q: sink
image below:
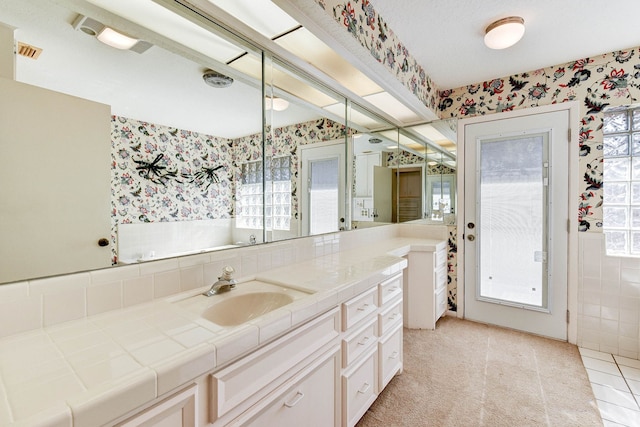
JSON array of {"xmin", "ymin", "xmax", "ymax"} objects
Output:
[
  {"xmin": 174, "ymin": 280, "xmax": 311, "ymax": 327},
  {"xmin": 201, "ymin": 292, "xmax": 295, "ymax": 326}
]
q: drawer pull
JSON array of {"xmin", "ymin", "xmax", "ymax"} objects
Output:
[
  {"xmin": 389, "ymin": 351, "xmax": 399, "ymax": 360},
  {"xmin": 357, "ymin": 382, "xmax": 371, "ymax": 394},
  {"xmin": 388, "ymin": 312, "xmax": 400, "ymax": 321},
  {"xmin": 357, "ymin": 303, "xmax": 370, "ymax": 312},
  {"xmin": 357, "ymin": 336, "xmax": 371, "ymax": 346},
  {"xmin": 284, "ymin": 391, "xmax": 305, "ymax": 408},
  {"xmin": 387, "ymin": 287, "xmax": 398, "ymax": 293}
]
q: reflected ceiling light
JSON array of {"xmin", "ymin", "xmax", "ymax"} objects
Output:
[
  {"xmin": 265, "ymin": 97, "xmax": 289, "ymax": 111},
  {"xmin": 97, "ymin": 27, "xmax": 139, "ymax": 50},
  {"xmin": 202, "ymin": 70, "xmax": 234, "ymax": 88},
  {"xmin": 484, "ymin": 16, "xmax": 525, "ymax": 50}
]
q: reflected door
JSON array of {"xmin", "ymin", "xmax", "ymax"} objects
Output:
[
  {"xmin": 463, "ymin": 110, "xmax": 569, "ymax": 340},
  {"xmin": 300, "ymin": 142, "xmax": 345, "ymax": 235}
]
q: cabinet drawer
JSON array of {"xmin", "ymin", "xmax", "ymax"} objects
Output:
[
  {"xmin": 342, "ymin": 317, "xmax": 377, "ymax": 368},
  {"xmin": 435, "ymin": 286, "xmax": 447, "ymax": 319},
  {"xmin": 231, "ymin": 347, "xmax": 339, "ymax": 427},
  {"xmin": 342, "ymin": 287, "xmax": 377, "ymax": 331},
  {"xmin": 435, "ymin": 265, "xmax": 447, "ymax": 291},
  {"xmin": 342, "ymin": 346, "xmax": 377, "ymax": 427},
  {"xmin": 378, "ymin": 298, "xmax": 402, "ymax": 337},
  {"xmin": 210, "ymin": 308, "xmax": 340, "ymax": 421},
  {"xmin": 378, "ymin": 274, "xmax": 402, "ymax": 307},
  {"xmin": 435, "ymin": 247, "xmax": 447, "ymax": 268},
  {"xmin": 378, "ymin": 325, "xmax": 402, "ymax": 392}
]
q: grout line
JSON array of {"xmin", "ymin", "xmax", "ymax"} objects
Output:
[{"xmin": 611, "ymin": 356, "xmax": 640, "ymax": 410}]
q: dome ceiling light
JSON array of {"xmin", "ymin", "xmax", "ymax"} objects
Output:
[
  {"xmin": 484, "ymin": 16, "xmax": 525, "ymax": 50},
  {"xmin": 265, "ymin": 97, "xmax": 289, "ymax": 111}
]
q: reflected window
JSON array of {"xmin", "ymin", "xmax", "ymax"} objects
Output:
[{"xmin": 237, "ymin": 156, "xmax": 291, "ymax": 230}]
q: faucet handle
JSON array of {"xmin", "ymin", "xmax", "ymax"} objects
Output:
[{"xmin": 220, "ymin": 266, "xmax": 235, "ymax": 280}]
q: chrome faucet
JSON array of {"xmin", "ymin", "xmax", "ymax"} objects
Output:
[{"xmin": 202, "ymin": 266, "xmax": 237, "ymax": 297}]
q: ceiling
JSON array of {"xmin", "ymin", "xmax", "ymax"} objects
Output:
[
  {"xmin": 11, "ymin": 0, "xmax": 626, "ymax": 154},
  {"xmin": 369, "ymin": 0, "xmax": 640, "ymax": 90}
]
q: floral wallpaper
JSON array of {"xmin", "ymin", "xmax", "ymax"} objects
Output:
[
  {"xmin": 110, "ymin": 115, "xmax": 347, "ymax": 262},
  {"xmin": 111, "ymin": 116, "xmax": 235, "ymax": 261},
  {"xmin": 312, "ymin": 0, "xmax": 438, "ymax": 112},
  {"xmin": 439, "ymin": 49, "xmax": 640, "ymax": 233}
]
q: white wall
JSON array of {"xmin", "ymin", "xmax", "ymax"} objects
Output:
[{"xmin": 579, "ymin": 233, "xmax": 640, "ymax": 359}]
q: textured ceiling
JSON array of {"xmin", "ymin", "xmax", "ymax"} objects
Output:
[{"xmin": 369, "ymin": 0, "xmax": 640, "ymax": 90}]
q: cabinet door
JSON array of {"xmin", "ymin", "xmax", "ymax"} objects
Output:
[
  {"xmin": 342, "ymin": 346, "xmax": 377, "ymax": 427},
  {"xmin": 117, "ymin": 384, "xmax": 197, "ymax": 427},
  {"xmin": 235, "ymin": 349, "xmax": 339, "ymax": 427}
]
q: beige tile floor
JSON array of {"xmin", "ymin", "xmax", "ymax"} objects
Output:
[{"xmin": 579, "ymin": 348, "xmax": 640, "ymax": 426}]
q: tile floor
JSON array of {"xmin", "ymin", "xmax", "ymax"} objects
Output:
[{"xmin": 579, "ymin": 348, "xmax": 640, "ymax": 426}]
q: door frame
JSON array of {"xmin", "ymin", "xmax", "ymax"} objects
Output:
[
  {"xmin": 456, "ymin": 102, "xmax": 580, "ymax": 343},
  {"xmin": 299, "ymin": 140, "xmax": 346, "ymax": 236}
]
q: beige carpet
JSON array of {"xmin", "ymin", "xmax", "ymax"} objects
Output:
[{"xmin": 357, "ymin": 316, "xmax": 603, "ymax": 427}]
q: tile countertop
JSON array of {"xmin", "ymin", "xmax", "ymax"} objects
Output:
[{"xmin": 0, "ymin": 238, "xmax": 446, "ymax": 427}]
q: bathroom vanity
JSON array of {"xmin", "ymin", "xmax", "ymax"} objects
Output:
[{"xmin": 0, "ymin": 231, "xmax": 448, "ymax": 427}]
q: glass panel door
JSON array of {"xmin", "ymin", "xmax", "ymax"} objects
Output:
[
  {"xmin": 478, "ymin": 135, "xmax": 548, "ymax": 308},
  {"xmin": 463, "ymin": 108, "xmax": 570, "ymax": 340}
]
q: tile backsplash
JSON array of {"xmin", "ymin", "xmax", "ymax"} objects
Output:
[{"xmin": 0, "ymin": 224, "xmax": 402, "ymax": 339}]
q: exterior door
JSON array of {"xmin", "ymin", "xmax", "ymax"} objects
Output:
[{"xmin": 463, "ymin": 109, "xmax": 569, "ymax": 340}]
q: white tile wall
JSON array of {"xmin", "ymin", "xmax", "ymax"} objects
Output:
[
  {"xmin": 579, "ymin": 233, "xmax": 640, "ymax": 359},
  {"xmin": 0, "ymin": 225, "xmax": 410, "ymax": 339}
]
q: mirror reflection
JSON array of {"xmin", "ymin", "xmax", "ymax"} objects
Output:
[{"xmin": 0, "ymin": 0, "xmax": 457, "ymax": 285}]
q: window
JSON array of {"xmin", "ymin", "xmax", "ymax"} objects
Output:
[
  {"xmin": 603, "ymin": 107, "xmax": 640, "ymax": 255},
  {"xmin": 236, "ymin": 156, "xmax": 291, "ymax": 230}
]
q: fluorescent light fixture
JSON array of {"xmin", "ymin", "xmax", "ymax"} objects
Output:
[
  {"xmin": 484, "ymin": 16, "xmax": 525, "ymax": 50},
  {"xmin": 97, "ymin": 27, "xmax": 138, "ymax": 50},
  {"xmin": 362, "ymin": 91, "xmax": 422, "ymax": 124},
  {"xmin": 265, "ymin": 97, "xmax": 289, "ymax": 111}
]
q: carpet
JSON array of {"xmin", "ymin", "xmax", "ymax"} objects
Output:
[{"xmin": 356, "ymin": 316, "xmax": 603, "ymax": 426}]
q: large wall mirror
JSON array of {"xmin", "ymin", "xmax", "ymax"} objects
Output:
[{"xmin": 0, "ymin": 0, "xmax": 456, "ymax": 285}]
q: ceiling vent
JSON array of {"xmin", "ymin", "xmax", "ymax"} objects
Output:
[
  {"xmin": 202, "ymin": 70, "xmax": 234, "ymax": 88},
  {"xmin": 17, "ymin": 42, "xmax": 43, "ymax": 60}
]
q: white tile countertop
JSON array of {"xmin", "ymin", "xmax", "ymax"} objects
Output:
[{"xmin": 0, "ymin": 237, "xmax": 446, "ymax": 427}]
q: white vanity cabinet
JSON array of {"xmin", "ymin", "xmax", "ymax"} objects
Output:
[
  {"xmin": 116, "ymin": 384, "xmax": 198, "ymax": 427},
  {"xmin": 210, "ymin": 308, "xmax": 340, "ymax": 426},
  {"xmin": 107, "ymin": 272, "xmax": 404, "ymax": 427},
  {"xmin": 403, "ymin": 242, "xmax": 448, "ymax": 329},
  {"xmin": 377, "ymin": 275, "xmax": 403, "ymax": 392},
  {"xmin": 230, "ymin": 346, "xmax": 340, "ymax": 427},
  {"xmin": 340, "ymin": 273, "xmax": 404, "ymax": 427}
]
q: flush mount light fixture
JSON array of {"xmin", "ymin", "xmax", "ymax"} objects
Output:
[
  {"xmin": 265, "ymin": 97, "xmax": 289, "ymax": 111},
  {"xmin": 202, "ymin": 70, "xmax": 234, "ymax": 88},
  {"xmin": 484, "ymin": 16, "xmax": 525, "ymax": 50},
  {"xmin": 72, "ymin": 15, "xmax": 152, "ymax": 53},
  {"xmin": 97, "ymin": 27, "xmax": 139, "ymax": 50}
]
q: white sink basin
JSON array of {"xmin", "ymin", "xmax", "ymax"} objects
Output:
[{"xmin": 175, "ymin": 280, "xmax": 311, "ymax": 327}]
